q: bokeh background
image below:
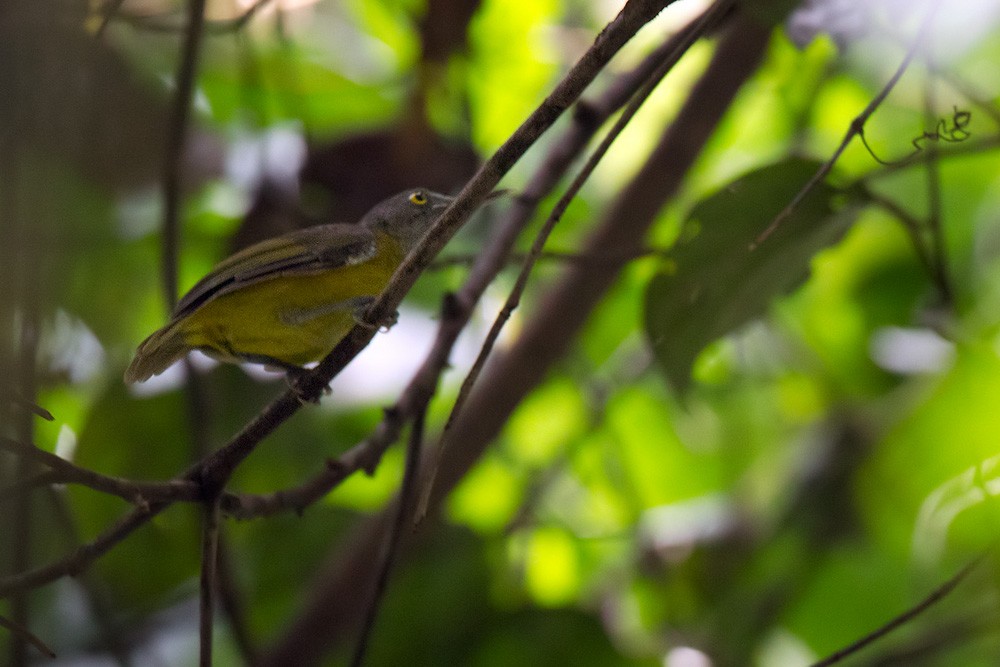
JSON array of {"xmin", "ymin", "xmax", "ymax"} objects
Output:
[{"xmin": 4, "ymin": 0, "xmax": 1000, "ymax": 664}]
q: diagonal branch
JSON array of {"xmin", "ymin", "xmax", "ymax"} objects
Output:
[
  {"xmin": 258, "ymin": 14, "xmax": 772, "ymax": 665},
  {"xmin": 195, "ymin": 0, "xmax": 680, "ymax": 496},
  {"xmin": 0, "ymin": 614, "xmax": 55, "ymax": 659},
  {"xmin": 423, "ymin": 0, "xmax": 736, "ymax": 512},
  {"xmin": 219, "ymin": 1, "xmax": 719, "ymax": 523},
  {"xmin": 810, "ymin": 553, "xmax": 986, "ymax": 667},
  {"xmin": 753, "ymin": 0, "xmax": 944, "ymax": 248},
  {"xmin": 0, "ymin": 0, "xmax": 676, "ymax": 601},
  {"xmin": 348, "ymin": 408, "xmax": 428, "ymax": 667}
]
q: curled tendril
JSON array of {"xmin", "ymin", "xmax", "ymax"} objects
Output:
[
  {"xmin": 912, "ymin": 105, "xmax": 971, "ymax": 149},
  {"xmin": 860, "ymin": 106, "xmax": 972, "ymax": 166}
]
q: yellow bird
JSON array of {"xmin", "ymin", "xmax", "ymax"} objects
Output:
[{"xmin": 125, "ymin": 189, "xmax": 453, "ymax": 384}]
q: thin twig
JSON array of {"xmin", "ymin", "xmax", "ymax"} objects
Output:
[
  {"xmin": 886, "ymin": 25, "xmax": 1000, "ymax": 127},
  {"xmin": 431, "ymin": 246, "xmax": 670, "ymax": 270},
  {"xmin": 0, "ymin": 395, "xmax": 53, "ymax": 421},
  {"xmin": 810, "ymin": 553, "xmax": 986, "ymax": 667},
  {"xmin": 753, "ymin": 0, "xmax": 944, "ymax": 248},
  {"xmin": 220, "ymin": 405, "xmax": 408, "ymax": 519},
  {"xmin": 420, "ymin": 0, "xmax": 735, "ymax": 520},
  {"xmin": 0, "ymin": 499, "xmax": 169, "ymax": 598},
  {"xmin": 864, "ymin": 191, "xmax": 935, "ymax": 276},
  {"xmin": 0, "ymin": 437, "xmax": 201, "ymax": 504},
  {"xmin": 199, "ymin": 499, "xmax": 221, "ymax": 667},
  {"xmin": 161, "ymin": 0, "xmax": 208, "ymax": 309},
  {"xmin": 922, "ymin": 72, "xmax": 953, "ymax": 306},
  {"xmin": 0, "ymin": 614, "xmax": 55, "ymax": 659},
  {"xmin": 0, "ymin": 0, "xmax": 673, "ymax": 602},
  {"xmin": 349, "ymin": 409, "xmax": 427, "ymax": 667},
  {"xmin": 459, "ymin": 0, "xmax": 731, "ymax": 421},
  {"xmin": 109, "ymin": 0, "xmax": 275, "ymax": 35}
]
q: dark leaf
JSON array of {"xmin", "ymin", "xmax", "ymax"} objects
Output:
[{"xmin": 644, "ymin": 158, "xmax": 863, "ymax": 393}]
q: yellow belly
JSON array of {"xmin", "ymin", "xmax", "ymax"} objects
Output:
[{"xmin": 179, "ymin": 234, "xmax": 403, "ymax": 367}]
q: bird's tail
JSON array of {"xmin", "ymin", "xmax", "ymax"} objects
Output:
[{"xmin": 124, "ymin": 321, "xmax": 189, "ymax": 384}]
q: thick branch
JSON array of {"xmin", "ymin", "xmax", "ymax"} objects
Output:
[
  {"xmin": 0, "ymin": 0, "xmax": 674, "ymax": 600},
  {"xmin": 221, "ymin": 0, "xmax": 718, "ymax": 523},
  {"xmin": 259, "ymin": 14, "xmax": 771, "ymax": 666}
]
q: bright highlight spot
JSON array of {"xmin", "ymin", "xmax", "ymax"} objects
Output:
[
  {"xmin": 664, "ymin": 646, "xmax": 713, "ymax": 667},
  {"xmin": 870, "ymin": 326, "xmax": 954, "ymax": 375},
  {"xmin": 524, "ymin": 526, "xmax": 580, "ymax": 606}
]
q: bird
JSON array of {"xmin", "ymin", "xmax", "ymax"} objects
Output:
[{"xmin": 124, "ymin": 188, "xmax": 453, "ymax": 384}]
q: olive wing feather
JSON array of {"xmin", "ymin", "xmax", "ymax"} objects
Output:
[{"xmin": 174, "ymin": 223, "xmax": 376, "ymax": 318}]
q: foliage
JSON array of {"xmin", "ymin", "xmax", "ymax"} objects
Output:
[{"xmin": 3, "ymin": 0, "xmax": 1000, "ymax": 665}]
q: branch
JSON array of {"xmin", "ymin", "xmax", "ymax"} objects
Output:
[
  {"xmin": 921, "ymin": 73, "xmax": 954, "ymax": 305},
  {"xmin": 161, "ymin": 0, "xmax": 207, "ymax": 309},
  {"xmin": 349, "ymin": 409, "xmax": 428, "ymax": 667},
  {"xmin": 221, "ymin": 0, "xmax": 716, "ymax": 524},
  {"xmin": 0, "ymin": 498, "xmax": 169, "ymax": 597},
  {"xmin": 753, "ymin": 0, "xmax": 944, "ymax": 248},
  {"xmin": 0, "ymin": 614, "xmax": 55, "ymax": 659},
  {"xmin": 810, "ymin": 554, "xmax": 986, "ymax": 667},
  {"xmin": 0, "ymin": 394, "xmax": 53, "ymax": 421},
  {"xmin": 0, "ymin": 0, "xmax": 676, "ymax": 601},
  {"xmin": 199, "ymin": 500, "xmax": 221, "ymax": 667},
  {"xmin": 0, "ymin": 437, "xmax": 201, "ymax": 504},
  {"xmin": 259, "ymin": 14, "xmax": 772, "ymax": 665},
  {"xmin": 423, "ymin": 0, "xmax": 736, "ymax": 513}
]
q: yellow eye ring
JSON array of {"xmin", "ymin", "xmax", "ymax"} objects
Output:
[{"xmin": 409, "ymin": 191, "xmax": 428, "ymax": 205}]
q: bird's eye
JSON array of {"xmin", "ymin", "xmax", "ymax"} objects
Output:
[{"xmin": 409, "ymin": 191, "xmax": 428, "ymax": 205}]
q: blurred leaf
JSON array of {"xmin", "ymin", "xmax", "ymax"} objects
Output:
[
  {"xmin": 860, "ymin": 341, "xmax": 1000, "ymax": 560},
  {"xmin": 358, "ymin": 527, "xmax": 649, "ymax": 667},
  {"xmin": 644, "ymin": 158, "xmax": 862, "ymax": 393},
  {"xmin": 523, "ymin": 525, "xmax": 581, "ymax": 606},
  {"xmin": 606, "ymin": 388, "xmax": 722, "ymax": 508},
  {"xmin": 199, "ymin": 45, "xmax": 399, "ymax": 132},
  {"xmin": 449, "ymin": 455, "xmax": 525, "ymax": 533},
  {"xmin": 71, "ymin": 383, "xmax": 199, "ymax": 609},
  {"xmin": 783, "ymin": 544, "xmax": 910, "ymax": 656}
]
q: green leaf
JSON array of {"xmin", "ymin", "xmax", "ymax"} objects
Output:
[
  {"xmin": 644, "ymin": 158, "xmax": 862, "ymax": 393},
  {"xmin": 67, "ymin": 382, "xmax": 201, "ymax": 610}
]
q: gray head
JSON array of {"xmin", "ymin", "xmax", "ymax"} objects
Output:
[{"xmin": 360, "ymin": 188, "xmax": 454, "ymax": 251}]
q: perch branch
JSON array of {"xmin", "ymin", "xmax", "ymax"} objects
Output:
[
  {"xmin": 221, "ymin": 0, "xmax": 713, "ymax": 523},
  {"xmin": 0, "ymin": 0, "xmax": 675, "ymax": 600},
  {"xmin": 258, "ymin": 15, "xmax": 771, "ymax": 665}
]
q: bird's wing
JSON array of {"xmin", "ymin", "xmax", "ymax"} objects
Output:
[{"xmin": 174, "ymin": 223, "xmax": 376, "ymax": 318}]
